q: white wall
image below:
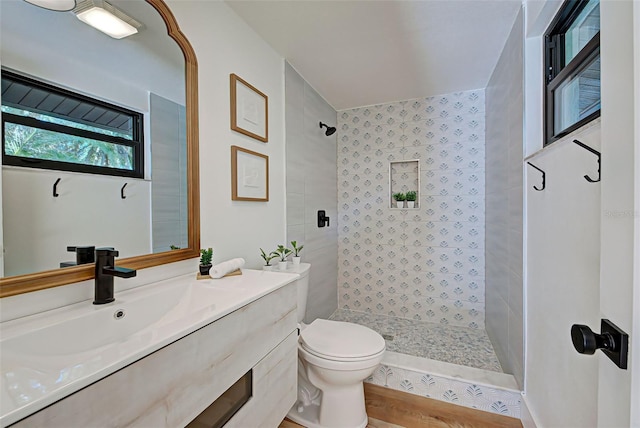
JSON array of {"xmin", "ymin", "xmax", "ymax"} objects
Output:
[
  {"xmin": 485, "ymin": 8, "xmax": 524, "ymax": 388},
  {"xmin": 285, "ymin": 63, "xmax": 338, "ymax": 322},
  {"xmin": 597, "ymin": 1, "xmax": 636, "ymax": 425},
  {"xmin": 167, "ymin": 0, "xmax": 286, "ymax": 269},
  {"xmin": 522, "ymin": 0, "xmax": 638, "ymax": 425},
  {"xmin": 525, "ymin": 123, "xmax": 601, "ymax": 428}
]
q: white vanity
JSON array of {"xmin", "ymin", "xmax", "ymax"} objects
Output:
[{"xmin": 0, "ymin": 270, "xmax": 299, "ymax": 427}]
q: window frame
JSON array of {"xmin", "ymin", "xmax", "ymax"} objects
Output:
[
  {"xmin": 1, "ymin": 70, "xmax": 144, "ymax": 178},
  {"xmin": 544, "ymin": 0, "xmax": 601, "ymax": 145}
]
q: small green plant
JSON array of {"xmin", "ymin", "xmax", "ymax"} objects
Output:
[
  {"xmin": 291, "ymin": 241, "xmax": 304, "ymax": 257},
  {"xmin": 170, "ymin": 245, "xmax": 180, "ymax": 250},
  {"xmin": 199, "ymin": 248, "xmax": 213, "ymax": 266},
  {"xmin": 260, "ymin": 248, "xmax": 279, "ymax": 266},
  {"xmin": 274, "ymin": 244, "xmax": 292, "ymax": 262},
  {"xmin": 405, "ymin": 191, "xmax": 417, "ymax": 202},
  {"xmin": 393, "ymin": 192, "xmax": 406, "ymax": 202}
]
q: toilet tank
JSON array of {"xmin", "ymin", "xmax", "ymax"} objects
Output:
[{"xmin": 285, "ymin": 263, "xmax": 310, "ymax": 323}]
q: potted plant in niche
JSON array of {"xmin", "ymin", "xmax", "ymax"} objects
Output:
[
  {"xmin": 290, "ymin": 241, "xmax": 304, "ymax": 265},
  {"xmin": 274, "ymin": 244, "xmax": 292, "ymax": 271},
  {"xmin": 199, "ymin": 247, "xmax": 213, "ymax": 276},
  {"xmin": 392, "ymin": 192, "xmax": 406, "ymax": 208},
  {"xmin": 260, "ymin": 248, "xmax": 278, "ymax": 271},
  {"xmin": 406, "ymin": 190, "xmax": 417, "ymax": 209}
]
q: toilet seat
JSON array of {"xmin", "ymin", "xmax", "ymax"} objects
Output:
[{"xmin": 300, "ymin": 319, "xmax": 386, "ymax": 362}]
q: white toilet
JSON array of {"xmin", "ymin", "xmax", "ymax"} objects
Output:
[{"xmin": 285, "ymin": 263, "xmax": 386, "ymax": 428}]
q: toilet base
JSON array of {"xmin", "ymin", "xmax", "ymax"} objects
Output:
[{"xmin": 286, "ymin": 400, "xmax": 368, "ymax": 428}]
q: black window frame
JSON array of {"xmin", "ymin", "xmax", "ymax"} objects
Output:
[
  {"xmin": 1, "ymin": 70, "xmax": 144, "ymax": 178},
  {"xmin": 544, "ymin": 0, "xmax": 601, "ymax": 146}
]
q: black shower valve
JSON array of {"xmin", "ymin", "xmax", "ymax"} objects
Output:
[{"xmin": 318, "ymin": 210, "xmax": 330, "ymax": 228}]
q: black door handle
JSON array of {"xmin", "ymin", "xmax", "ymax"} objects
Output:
[
  {"xmin": 571, "ymin": 324, "xmax": 614, "ymax": 354},
  {"xmin": 570, "ymin": 319, "xmax": 628, "ymax": 369}
]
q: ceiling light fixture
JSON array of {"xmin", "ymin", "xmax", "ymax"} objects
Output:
[
  {"xmin": 73, "ymin": 0, "xmax": 142, "ymax": 39},
  {"xmin": 23, "ymin": 0, "xmax": 76, "ymax": 12}
]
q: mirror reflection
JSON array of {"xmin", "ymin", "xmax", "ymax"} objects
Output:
[{"xmin": 1, "ymin": 0, "xmax": 188, "ymax": 277}]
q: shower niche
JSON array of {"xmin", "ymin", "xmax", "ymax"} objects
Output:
[{"xmin": 389, "ymin": 159, "xmax": 420, "ymax": 209}]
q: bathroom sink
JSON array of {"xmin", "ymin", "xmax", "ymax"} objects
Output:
[
  {"xmin": 0, "ymin": 269, "xmax": 299, "ymax": 426},
  {"xmin": 2, "ymin": 279, "xmax": 247, "ymax": 357},
  {"xmin": 3, "ymin": 286, "xmax": 183, "ymax": 357}
]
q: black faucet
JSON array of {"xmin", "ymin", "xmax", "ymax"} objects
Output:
[
  {"xmin": 94, "ymin": 247, "xmax": 136, "ymax": 305},
  {"xmin": 60, "ymin": 245, "xmax": 96, "ymax": 268}
]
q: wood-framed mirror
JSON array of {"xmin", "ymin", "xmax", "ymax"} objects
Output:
[{"xmin": 0, "ymin": 0, "xmax": 200, "ymax": 297}]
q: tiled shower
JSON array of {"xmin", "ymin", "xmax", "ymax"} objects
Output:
[
  {"xmin": 336, "ymin": 90, "xmax": 487, "ymax": 329},
  {"xmin": 285, "ymin": 7, "xmax": 524, "ymax": 417}
]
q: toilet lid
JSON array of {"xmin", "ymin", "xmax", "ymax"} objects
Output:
[{"xmin": 300, "ymin": 319, "xmax": 385, "ymax": 359}]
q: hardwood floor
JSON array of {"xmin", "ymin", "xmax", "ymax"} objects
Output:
[
  {"xmin": 279, "ymin": 383, "xmax": 523, "ymax": 428},
  {"xmin": 279, "ymin": 416, "xmax": 401, "ymax": 428}
]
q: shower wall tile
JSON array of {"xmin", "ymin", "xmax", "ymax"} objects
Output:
[
  {"xmin": 285, "ymin": 62, "xmax": 338, "ymax": 321},
  {"xmin": 286, "ymin": 192, "xmax": 305, "ymax": 226},
  {"xmin": 304, "ymin": 243, "xmax": 338, "ymax": 323},
  {"xmin": 338, "ymin": 89, "xmax": 486, "ymax": 328},
  {"xmin": 485, "ymin": 9, "xmax": 524, "ymax": 388}
]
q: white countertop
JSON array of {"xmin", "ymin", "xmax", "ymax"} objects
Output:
[{"xmin": 0, "ymin": 269, "xmax": 298, "ymax": 426}]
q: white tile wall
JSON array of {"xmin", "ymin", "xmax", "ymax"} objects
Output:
[
  {"xmin": 150, "ymin": 93, "xmax": 188, "ymax": 253},
  {"xmin": 485, "ymin": 8, "xmax": 524, "ymax": 388},
  {"xmin": 285, "ymin": 63, "xmax": 338, "ymax": 322},
  {"xmin": 337, "ymin": 90, "xmax": 486, "ymax": 328}
]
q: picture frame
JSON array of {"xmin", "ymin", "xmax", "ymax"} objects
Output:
[
  {"xmin": 231, "ymin": 146, "xmax": 269, "ymax": 202},
  {"xmin": 230, "ymin": 73, "xmax": 268, "ymax": 142}
]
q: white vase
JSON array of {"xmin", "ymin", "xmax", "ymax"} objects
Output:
[
  {"xmin": 406, "ymin": 201, "xmax": 415, "ymax": 209},
  {"xmin": 263, "ymin": 265, "xmax": 274, "ymax": 271},
  {"xmin": 292, "ymin": 256, "xmax": 301, "ymax": 265},
  {"xmin": 278, "ymin": 261, "xmax": 288, "ymax": 271}
]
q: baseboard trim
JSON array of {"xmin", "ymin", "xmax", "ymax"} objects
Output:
[{"xmin": 519, "ymin": 394, "xmax": 539, "ymax": 428}]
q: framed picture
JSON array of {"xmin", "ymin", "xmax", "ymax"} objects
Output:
[
  {"xmin": 231, "ymin": 146, "xmax": 269, "ymax": 201},
  {"xmin": 230, "ymin": 74, "xmax": 268, "ymax": 142}
]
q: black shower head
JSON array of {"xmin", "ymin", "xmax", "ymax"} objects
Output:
[{"xmin": 319, "ymin": 121, "xmax": 336, "ymax": 136}]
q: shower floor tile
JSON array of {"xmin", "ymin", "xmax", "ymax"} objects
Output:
[{"xmin": 329, "ymin": 309, "xmax": 503, "ymax": 373}]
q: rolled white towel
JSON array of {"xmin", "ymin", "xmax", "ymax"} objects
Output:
[{"xmin": 210, "ymin": 258, "xmax": 245, "ymax": 279}]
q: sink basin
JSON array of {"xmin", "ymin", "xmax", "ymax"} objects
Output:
[
  {"xmin": 3, "ymin": 286, "xmax": 183, "ymax": 357},
  {"xmin": 0, "ymin": 269, "xmax": 299, "ymax": 426}
]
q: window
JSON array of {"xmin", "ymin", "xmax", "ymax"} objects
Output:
[
  {"xmin": 545, "ymin": 0, "xmax": 600, "ymax": 145},
  {"xmin": 1, "ymin": 70, "xmax": 143, "ymax": 178}
]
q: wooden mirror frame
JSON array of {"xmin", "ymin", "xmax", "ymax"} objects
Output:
[{"xmin": 0, "ymin": 0, "xmax": 200, "ymax": 298}]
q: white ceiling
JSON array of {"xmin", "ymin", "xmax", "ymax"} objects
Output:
[{"xmin": 226, "ymin": 0, "xmax": 522, "ymax": 111}]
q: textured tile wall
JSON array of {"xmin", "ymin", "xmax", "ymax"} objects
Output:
[
  {"xmin": 337, "ymin": 90, "xmax": 486, "ymax": 328},
  {"xmin": 485, "ymin": 8, "xmax": 524, "ymax": 388},
  {"xmin": 285, "ymin": 63, "xmax": 338, "ymax": 322}
]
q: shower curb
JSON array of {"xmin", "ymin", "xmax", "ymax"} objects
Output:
[{"xmin": 366, "ymin": 362, "xmax": 522, "ymax": 418}]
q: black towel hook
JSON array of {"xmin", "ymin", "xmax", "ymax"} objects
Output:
[
  {"xmin": 573, "ymin": 139, "xmax": 601, "ymax": 183},
  {"xmin": 53, "ymin": 178, "xmax": 61, "ymax": 197},
  {"xmin": 527, "ymin": 162, "xmax": 546, "ymax": 191},
  {"xmin": 121, "ymin": 183, "xmax": 127, "ymax": 199}
]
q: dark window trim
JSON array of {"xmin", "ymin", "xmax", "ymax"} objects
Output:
[
  {"xmin": 544, "ymin": 0, "xmax": 600, "ymax": 145},
  {"xmin": 1, "ymin": 70, "xmax": 144, "ymax": 178}
]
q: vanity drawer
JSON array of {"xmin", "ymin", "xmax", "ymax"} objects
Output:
[{"xmin": 11, "ymin": 282, "xmax": 297, "ymax": 427}]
